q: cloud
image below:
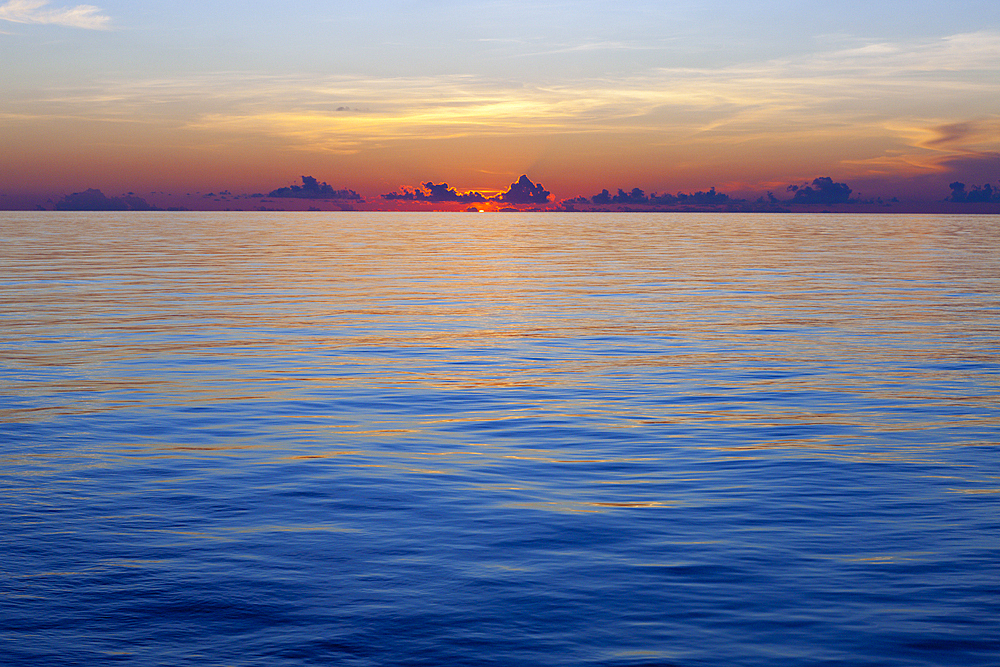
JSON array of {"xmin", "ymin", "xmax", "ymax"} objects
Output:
[
  {"xmin": 0, "ymin": 0, "xmax": 110, "ymax": 29},
  {"xmin": 788, "ymin": 177, "xmax": 852, "ymax": 205},
  {"xmin": 842, "ymin": 119, "xmax": 1000, "ymax": 191},
  {"xmin": 381, "ymin": 175, "xmax": 550, "ymax": 205},
  {"xmin": 516, "ymin": 39, "xmax": 673, "ymax": 58},
  {"xmin": 810, "ymin": 31, "xmax": 1000, "ymax": 75},
  {"xmin": 164, "ymin": 34, "xmax": 1000, "ymax": 162},
  {"xmin": 497, "ymin": 175, "xmax": 549, "ymax": 204},
  {"xmin": 580, "ymin": 186, "xmax": 731, "ymax": 208},
  {"xmin": 7, "ymin": 32, "xmax": 999, "ymax": 196},
  {"xmin": 268, "ymin": 175, "xmax": 362, "ymax": 200},
  {"xmin": 19, "ymin": 30, "xmax": 1000, "ymax": 140},
  {"xmin": 947, "ymin": 180, "xmax": 1000, "ymax": 203},
  {"xmin": 382, "ymin": 182, "xmax": 487, "ymax": 203},
  {"xmin": 918, "ymin": 120, "xmax": 1000, "ymax": 153},
  {"xmin": 54, "ymin": 189, "xmax": 155, "ymax": 210},
  {"xmin": 923, "ymin": 122, "xmax": 976, "ymax": 149}
]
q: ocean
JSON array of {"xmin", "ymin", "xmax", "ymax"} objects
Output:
[{"xmin": 2, "ymin": 211, "xmax": 998, "ymax": 666}]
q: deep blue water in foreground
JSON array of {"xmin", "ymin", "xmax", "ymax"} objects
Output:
[{"xmin": 2, "ymin": 212, "xmax": 999, "ymax": 666}]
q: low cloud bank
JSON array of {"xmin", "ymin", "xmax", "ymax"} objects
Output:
[
  {"xmin": 562, "ymin": 177, "xmax": 860, "ymax": 211},
  {"xmin": 54, "ymin": 189, "xmax": 157, "ymax": 211},
  {"xmin": 577, "ymin": 186, "xmax": 731, "ymax": 207},
  {"xmin": 24, "ymin": 173, "xmax": 1000, "ymax": 212},
  {"xmin": 382, "ymin": 175, "xmax": 549, "ymax": 205},
  {"xmin": 269, "ymin": 176, "xmax": 362, "ymax": 200}
]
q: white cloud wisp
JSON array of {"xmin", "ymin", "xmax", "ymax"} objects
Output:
[{"xmin": 0, "ymin": 0, "xmax": 110, "ymax": 30}]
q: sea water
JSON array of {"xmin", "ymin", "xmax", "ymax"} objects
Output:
[{"xmin": 2, "ymin": 211, "xmax": 998, "ymax": 666}]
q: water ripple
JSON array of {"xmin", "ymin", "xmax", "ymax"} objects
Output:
[{"xmin": 2, "ymin": 212, "xmax": 999, "ymax": 666}]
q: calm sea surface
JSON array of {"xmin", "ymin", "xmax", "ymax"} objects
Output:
[{"xmin": 2, "ymin": 211, "xmax": 999, "ymax": 666}]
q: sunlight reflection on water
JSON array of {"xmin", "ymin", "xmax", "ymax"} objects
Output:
[{"xmin": 2, "ymin": 212, "xmax": 999, "ymax": 666}]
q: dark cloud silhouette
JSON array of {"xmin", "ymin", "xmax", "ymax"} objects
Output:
[
  {"xmin": 382, "ymin": 182, "xmax": 487, "ymax": 203},
  {"xmin": 559, "ymin": 183, "xmax": 803, "ymax": 212},
  {"xmin": 498, "ymin": 175, "xmax": 550, "ymax": 204},
  {"xmin": 789, "ymin": 177, "xmax": 852, "ymax": 205},
  {"xmin": 590, "ymin": 189, "xmax": 612, "ymax": 205},
  {"xmin": 931, "ymin": 153, "xmax": 1000, "ymax": 202},
  {"xmin": 582, "ymin": 186, "xmax": 729, "ymax": 207},
  {"xmin": 269, "ymin": 176, "xmax": 362, "ymax": 200},
  {"xmin": 948, "ymin": 181, "xmax": 1000, "ymax": 203},
  {"xmin": 611, "ymin": 188, "xmax": 648, "ymax": 204},
  {"xmin": 383, "ymin": 175, "xmax": 549, "ymax": 205},
  {"xmin": 675, "ymin": 187, "xmax": 729, "ymax": 206},
  {"xmin": 54, "ymin": 189, "xmax": 158, "ymax": 211}
]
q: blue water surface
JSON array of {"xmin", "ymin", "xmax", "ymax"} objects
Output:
[{"xmin": 2, "ymin": 212, "xmax": 999, "ymax": 666}]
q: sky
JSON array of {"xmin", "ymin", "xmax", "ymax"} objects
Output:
[{"xmin": 2, "ymin": 0, "xmax": 999, "ymax": 207}]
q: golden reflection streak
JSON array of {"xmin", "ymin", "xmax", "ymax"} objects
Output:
[
  {"xmin": 503, "ymin": 500, "xmax": 680, "ymax": 513},
  {"xmin": 594, "ymin": 479, "xmax": 703, "ymax": 484},
  {"xmin": 278, "ymin": 452, "xmax": 362, "ymax": 460},
  {"xmin": 470, "ymin": 453, "xmax": 659, "ymax": 464},
  {"xmin": 221, "ymin": 524, "xmax": 360, "ymax": 533},
  {"xmin": 814, "ymin": 554, "xmax": 918, "ymax": 563}
]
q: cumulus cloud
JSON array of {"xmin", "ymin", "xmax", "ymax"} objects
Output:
[
  {"xmin": 947, "ymin": 181, "xmax": 1000, "ymax": 203},
  {"xmin": 0, "ymin": 0, "xmax": 110, "ymax": 29},
  {"xmin": 268, "ymin": 175, "xmax": 362, "ymax": 200},
  {"xmin": 382, "ymin": 182, "xmax": 487, "ymax": 203},
  {"xmin": 498, "ymin": 175, "xmax": 550, "ymax": 204},
  {"xmin": 788, "ymin": 177, "xmax": 852, "ymax": 205},
  {"xmin": 381, "ymin": 175, "xmax": 549, "ymax": 205}
]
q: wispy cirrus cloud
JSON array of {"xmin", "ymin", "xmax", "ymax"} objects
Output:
[
  {"xmin": 0, "ymin": 0, "xmax": 110, "ymax": 30},
  {"xmin": 5, "ymin": 32, "xmax": 998, "ymax": 187},
  {"xmin": 13, "ymin": 32, "xmax": 1000, "ymax": 143}
]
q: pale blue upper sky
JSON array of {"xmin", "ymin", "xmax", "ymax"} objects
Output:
[{"xmin": 5, "ymin": 1, "xmax": 998, "ymax": 81}]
